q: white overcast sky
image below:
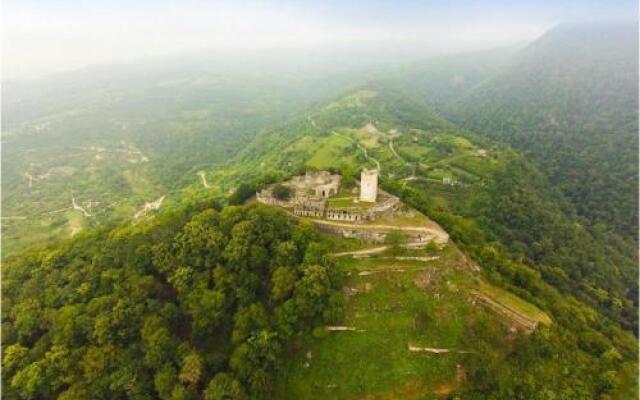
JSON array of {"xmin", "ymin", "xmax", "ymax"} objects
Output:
[{"xmin": 2, "ymin": 0, "xmax": 637, "ymax": 80}]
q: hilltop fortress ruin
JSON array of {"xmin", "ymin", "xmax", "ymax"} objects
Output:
[
  {"xmin": 256, "ymin": 169, "xmax": 399, "ymax": 222},
  {"xmin": 256, "ymin": 169, "xmax": 448, "ymax": 246}
]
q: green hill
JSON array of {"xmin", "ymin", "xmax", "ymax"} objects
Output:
[
  {"xmin": 2, "ymin": 30, "xmax": 638, "ymax": 399},
  {"xmin": 195, "ymin": 87, "xmax": 637, "ymax": 329},
  {"xmin": 4, "ymin": 86, "xmax": 637, "ymax": 398},
  {"xmin": 188, "ymin": 87, "xmax": 638, "ymax": 396}
]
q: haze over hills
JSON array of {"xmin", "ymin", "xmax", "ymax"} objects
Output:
[
  {"xmin": 1, "ymin": 51, "xmax": 383, "ymax": 254},
  {"xmin": 1, "ymin": 19, "xmax": 638, "ymax": 400},
  {"xmin": 446, "ymin": 22, "xmax": 639, "ymax": 239}
]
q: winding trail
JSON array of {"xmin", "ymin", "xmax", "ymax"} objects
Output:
[
  {"xmin": 388, "ymin": 140, "xmax": 403, "ymax": 161},
  {"xmin": 134, "ymin": 195, "xmax": 166, "ymax": 219},
  {"xmin": 388, "ymin": 139, "xmax": 419, "ymax": 185},
  {"xmin": 307, "ymin": 114, "xmax": 318, "ymax": 128},
  {"xmin": 72, "ymin": 197, "xmax": 92, "ymax": 217},
  {"xmin": 332, "ymin": 131, "xmax": 380, "ymax": 171},
  {"xmin": 25, "ymin": 172, "xmax": 34, "ymax": 188},
  {"xmin": 197, "ymin": 171, "xmax": 211, "ymax": 189},
  {"xmin": 331, "ymin": 242, "xmax": 436, "ymax": 257},
  {"xmin": 312, "ymin": 218, "xmax": 449, "ymax": 244}
]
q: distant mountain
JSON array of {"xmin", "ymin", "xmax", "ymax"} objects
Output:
[
  {"xmin": 383, "ymin": 45, "xmax": 520, "ymax": 110},
  {"xmin": 446, "ymin": 22, "xmax": 639, "ymax": 239}
]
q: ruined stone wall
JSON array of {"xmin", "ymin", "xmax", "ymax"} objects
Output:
[
  {"xmin": 368, "ymin": 194, "xmax": 399, "ymax": 214},
  {"xmin": 256, "ymin": 191, "xmax": 292, "ymax": 208},
  {"xmin": 325, "ymin": 209, "xmax": 365, "ymax": 222},
  {"xmin": 315, "ymin": 181, "xmax": 340, "ymax": 198},
  {"xmin": 293, "ymin": 209, "xmax": 324, "ymax": 218}
]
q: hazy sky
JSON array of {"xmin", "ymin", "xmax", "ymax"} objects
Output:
[{"xmin": 3, "ymin": 0, "xmax": 638, "ymax": 80}]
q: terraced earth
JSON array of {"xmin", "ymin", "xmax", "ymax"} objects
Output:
[{"xmin": 275, "ymin": 220, "xmax": 550, "ymax": 399}]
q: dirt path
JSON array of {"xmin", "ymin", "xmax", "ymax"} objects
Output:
[
  {"xmin": 332, "ymin": 131, "xmax": 381, "ymax": 171},
  {"xmin": 326, "ymin": 326, "xmax": 357, "ymax": 331},
  {"xmin": 331, "ymin": 242, "xmax": 435, "ymax": 257},
  {"xmin": 134, "ymin": 195, "xmax": 166, "ymax": 219},
  {"xmin": 332, "ymin": 246, "xmax": 390, "ymax": 257},
  {"xmin": 197, "ymin": 171, "xmax": 211, "ymax": 189},
  {"xmin": 25, "ymin": 172, "xmax": 34, "ymax": 188},
  {"xmin": 357, "ymin": 265, "xmax": 433, "ymax": 276},
  {"xmin": 389, "ymin": 140, "xmax": 403, "ymax": 162},
  {"xmin": 44, "ymin": 207, "xmax": 72, "ymax": 215},
  {"xmin": 72, "ymin": 197, "xmax": 92, "ymax": 217},
  {"xmin": 308, "ymin": 114, "xmax": 318, "ymax": 128},
  {"xmin": 69, "ymin": 220, "xmax": 82, "ymax": 237},
  {"xmin": 388, "ymin": 140, "xmax": 419, "ymax": 184},
  {"xmin": 311, "ymin": 219, "xmax": 449, "ymax": 244}
]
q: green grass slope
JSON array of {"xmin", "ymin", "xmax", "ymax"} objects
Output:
[{"xmin": 184, "ymin": 87, "xmax": 637, "ymax": 397}]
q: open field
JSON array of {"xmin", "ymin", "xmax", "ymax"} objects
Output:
[
  {"xmin": 276, "ymin": 252, "xmax": 472, "ymax": 399},
  {"xmin": 306, "ymin": 134, "xmax": 354, "ymax": 169}
]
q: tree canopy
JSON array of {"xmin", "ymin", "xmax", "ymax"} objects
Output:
[{"xmin": 2, "ymin": 204, "xmax": 342, "ymax": 399}]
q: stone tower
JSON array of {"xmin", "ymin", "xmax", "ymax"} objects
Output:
[{"xmin": 360, "ymin": 169, "xmax": 378, "ymax": 202}]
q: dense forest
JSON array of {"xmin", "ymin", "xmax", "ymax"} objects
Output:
[{"xmin": 2, "ymin": 204, "xmax": 342, "ymax": 399}]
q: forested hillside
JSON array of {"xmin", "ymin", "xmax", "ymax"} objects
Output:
[
  {"xmin": 2, "ymin": 203, "xmax": 342, "ymax": 399},
  {"xmin": 205, "ymin": 86, "xmax": 637, "ymax": 327},
  {"xmin": 446, "ymin": 22, "xmax": 639, "ymax": 240},
  {"xmin": 3, "ymin": 84, "xmax": 638, "ymax": 398},
  {"xmin": 3, "ymin": 86, "xmax": 637, "ymax": 399},
  {"xmin": 2, "ymin": 22, "xmax": 638, "ymax": 399}
]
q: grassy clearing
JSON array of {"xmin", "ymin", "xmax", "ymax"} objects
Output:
[
  {"xmin": 398, "ymin": 145, "xmax": 434, "ymax": 161},
  {"xmin": 306, "ymin": 135, "xmax": 354, "ymax": 169},
  {"xmin": 285, "ymin": 135, "xmax": 316, "ymax": 152},
  {"xmin": 277, "ymin": 263, "xmax": 468, "ymax": 399},
  {"xmin": 323, "ymin": 89, "xmax": 378, "ymax": 110},
  {"xmin": 318, "ymin": 231, "xmax": 381, "ymax": 253},
  {"xmin": 327, "ymin": 196, "xmax": 373, "ymax": 209},
  {"xmin": 368, "ymin": 210, "xmax": 438, "ymax": 229},
  {"xmin": 123, "ymin": 169, "xmax": 158, "ymax": 197},
  {"xmin": 276, "ymin": 241, "xmax": 491, "ymax": 400},
  {"xmin": 352, "ymin": 126, "xmax": 384, "ymax": 149}
]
